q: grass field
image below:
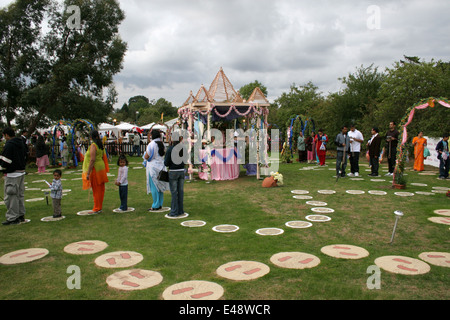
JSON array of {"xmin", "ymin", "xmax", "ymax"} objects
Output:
[{"xmin": 0, "ymin": 154, "xmax": 449, "ymax": 300}]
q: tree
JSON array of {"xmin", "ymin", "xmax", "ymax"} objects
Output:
[
  {"xmin": 376, "ymin": 57, "xmax": 450, "ymax": 137},
  {"xmin": 22, "ymin": 0, "xmax": 127, "ymax": 134},
  {"xmin": 239, "ymin": 80, "xmax": 268, "ymax": 101},
  {"xmin": 0, "ymin": 0, "xmax": 49, "ymax": 127},
  {"xmin": 274, "ymin": 81, "xmax": 324, "ymax": 133}
]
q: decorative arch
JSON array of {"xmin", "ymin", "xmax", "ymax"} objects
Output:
[
  {"xmin": 393, "ymin": 97, "xmax": 449, "ymax": 185},
  {"xmin": 51, "ymin": 120, "xmax": 72, "ymax": 166},
  {"xmin": 70, "ymin": 119, "xmax": 96, "ymax": 167}
]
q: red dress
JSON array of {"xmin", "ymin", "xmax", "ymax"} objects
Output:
[{"xmin": 315, "ymin": 134, "xmax": 328, "ymax": 165}]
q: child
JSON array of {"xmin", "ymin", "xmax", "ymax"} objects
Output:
[
  {"xmin": 49, "ymin": 169, "xmax": 63, "ymax": 218},
  {"xmin": 115, "ymin": 154, "xmax": 129, "ymax": 211}
]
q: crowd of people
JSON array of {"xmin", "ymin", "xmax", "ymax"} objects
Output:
[
  {"xmin": 1, "ymin": 122, "xmax": 449, "ymax": 225},
  {"xmin": 295, "ymin": 122, "xmax": 449, "ymax": 180}
]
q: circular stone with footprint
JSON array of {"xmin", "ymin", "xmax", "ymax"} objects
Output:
[
  {"xmin": 285, "ymin": 221, "xmax": 313, "ymax": 229},
  {"xmin": 216, "ymin": 261, "xmax": 270, "ymax": 281},
  {"xmin": 418, "ymin": 252, "xmax": 450, "ymax": 268},
  {"xmin": 0, "ymin": 248, "xmax": 49, "ymax": 265},
  {"xmin": 320, "ymin": 244, "xmax": 369, "ymax": 260},
  {"xmin": 375, "ymin": 256, "xmax": 430, "ymax": 275},
  {"xmin": 162, "ymin": 280, "xmax": 224, "ymax": 300},
  {"xmin": 95, "ymin": 251, "xmax": 143, "ymax": 268},
  {"xmin": 106, "ymin": 269, "xmax": 163, "ymax": 291},
  {"xmin": 270, "ymin": 252, "xmax": 320, "ymax": 269},
  {"xmin": 64, "ymin": 240, "xmax": 108, "ymax": 255}
]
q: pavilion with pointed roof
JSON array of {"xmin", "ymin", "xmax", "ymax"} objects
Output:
[{"xmin": 177, "ymin": 67, "xmax": 271, "ymax": 180}]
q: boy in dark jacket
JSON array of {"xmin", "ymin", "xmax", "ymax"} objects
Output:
[{"xmin": 1, "ymin": 128, "xmax": 27, "ymax": 225}]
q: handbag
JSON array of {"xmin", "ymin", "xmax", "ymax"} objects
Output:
[
  {"xmin": 158, "ymin": 169, "xmax": 169, "ymax": 182},
  {"xmin": 423, "ymin": 147, "xmax": 430, "ymax": 158}
]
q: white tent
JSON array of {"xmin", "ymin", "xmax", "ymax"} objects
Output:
[
  {"xmin": 115, "ymin": 122, "xmax": 137, "ymax": 130},
  {"xmin": 140, "ymin": 122, "xmax": 155, "ymax": 130}
]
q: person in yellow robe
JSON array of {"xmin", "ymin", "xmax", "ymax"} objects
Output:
[
  {"xmin": 412, "ymin": 131, "xmax": 427, "ymax": 171},
  {"xmin": 82, "ymin": 130, "xmax": 109, "ymax": 213}
]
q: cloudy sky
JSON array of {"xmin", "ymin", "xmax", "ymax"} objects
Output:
[{"xmin": 2, "ymin": 0, "xmax": 449, "ymax": 109}]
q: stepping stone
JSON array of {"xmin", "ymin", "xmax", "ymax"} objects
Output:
[
  {"xmin": 0, "ymin": 248, "xmax": 49, "ymax": 265},
  {"xmin": 415, "ymin": 191, "xmax": 435, "ymax": 196},
  {"xmin": 64, "ymin": 240, "xmax": 108, "ymax": 255},
  {"xmin": 433, "ymin": 209, "xmax": 450, "ymax": 216},
  {"xmin": 41, "ymin": 216, "xmax": 66, "ymax": 222},
  {"xmin": 255, "ymin": 228, "xmax": 284, "ymax": 236},
  {"xmin": 346, "ymin": 190, "xmax": 365, "ymax": 195},
  {"xmin": 368, "ymin": 190, "xmax": 387, "ymax": 195},
  {"xmin": 306, "ymin": 215, "xmax": 331, "ymax": 222},
  {"xmin": 418, "ymin": 252, "xmax": 450, "ymax": 268},
  {"xmin": 285, "ymin": 221, "xmax": 313, "ymax": 229},
  {"xmin": 212, "ymin": 224, "xmax": 239, "ymax": 233},
  {"xmin": 311, "ymin": 207, "xmax": 335, "ymax": 214},
  {"xmin": 26, "ymin": 198, "xmax": 44, "ymax": 202},
  {"xmin": 106, "ymin": 269, "xmax": 163, "ymax": 291},
  {"xmin": 291, "ymin": 190, "xmax": 309, "ymax": 195},
  {"xmin": 375, "ymin": 255, "xmax": 430, "ymax": 275},
  {"xmin": 216, "ymin": 261, "xmax": 270, "ymax": 281},
  {"xmin": 95, "ymin": 251, "xmax": 143, "ymax": 268},
  {"xmin": 394, "ymin": 192, "xmax": 415, "ymax": 197},
  {"xmin": 321, "ymin": 244, "xmax": 369, "ymax": 260},
  {"xmin": 148, "ymin": 207, "xmax": 170, "ymax": 213},
  {"xmin": 306, "ymin": 201, "xmax": 327, "ymax": 206},
  {"xmin": 165, "ymin": 213, "xmax": 189, "ymax": 219},
  {"xmin": 432, "ymin": 187, "xmax": 449, "ymax": 191},
  {"xmin": 350, "ymin": 178, "xmax": 365, "ymax": 181},
  {"xmin": 77, "ymin": 210, "xmax": 100, "ymax": 216},
  {"xmin": 293, "ymin": 195, "xmax": 313, "ymax": 200},
  {"xmin": 428, "ymin": 217, "xmax": 450, "ymax": 225},
  {"xmin": 411, "ymin": 183, "xmax": 428, "ymax": 187},
  {"xmin": 113, "ymin": 207, "xmax": 135, "ymax": 213},
  {"xmin": 181, "ymin": 220, "xmax": 206, "ymax": 227},
  {"xmin": 162, "ymin": 280, "xmax": 224, "ymax": 300},
  {"xmin": 370, "ymin": 179, "xmax": 385, "ymax": 182},
  {"xmin": 317, "ymin": 190, "xmax": 336, "ymax": 194},
  {"xmin": 270, "ymin": 252, "xmax": 320, "ymax": 269}
]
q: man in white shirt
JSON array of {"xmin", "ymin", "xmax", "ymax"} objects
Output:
[{"xmin": 347, "ymin": 124, "xmax": 364, "ymax": 177}]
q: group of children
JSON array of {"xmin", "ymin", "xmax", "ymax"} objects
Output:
[{"xmin": 46, "ymin": 154, "xmax": 130, "ymax": 218}]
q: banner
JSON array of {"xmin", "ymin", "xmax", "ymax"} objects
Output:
[{"xmin": 423, "ymin": 136, "xmax": 440, "ymax": 168}]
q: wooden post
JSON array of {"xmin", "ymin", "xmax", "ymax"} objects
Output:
[
  {"xmin": 188, "ymin": 108, "xmax": 193, "ymax": 180},
  {"xmin": 256, "ymin": 105, "xmax": 261, "ymax": 180}
]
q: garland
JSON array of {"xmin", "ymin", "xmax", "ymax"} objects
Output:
[{"xmin": 394, "ymin": 97, "xmax": 449, "ymax": 185}]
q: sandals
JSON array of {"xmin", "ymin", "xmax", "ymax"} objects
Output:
[{"xmin": 148, "ymin": 207, "xmax": 162, "ymax": 211}]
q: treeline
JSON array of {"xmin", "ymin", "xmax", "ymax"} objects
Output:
[{"xmin": 268, "ymin": 56, "xmax": 450, "ymax": 145}]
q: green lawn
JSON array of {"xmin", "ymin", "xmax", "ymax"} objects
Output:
[{"xmin": 0, "ymin": 155, "xmax": 449, "ymax": 300}]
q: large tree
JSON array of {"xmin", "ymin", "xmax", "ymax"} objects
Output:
[
  {"xmin": 20, "ymin": 0, "xmax": 127, "ymax": 133},
  {"xmin": 0, "ymin": 0, "xmax": 49, "ymax": 127},
  {"xmin": 238, "ymin": 80, "xmax": 268, "ymax": 101}
]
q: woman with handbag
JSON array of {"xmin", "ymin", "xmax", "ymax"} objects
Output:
[
  {"xmin": 144, "ymin": 129, "xmax": 169, "ymax": 211},
  {"xmin": 412, "ymin": 131, "xmax": 427, "ymax": 171}
]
